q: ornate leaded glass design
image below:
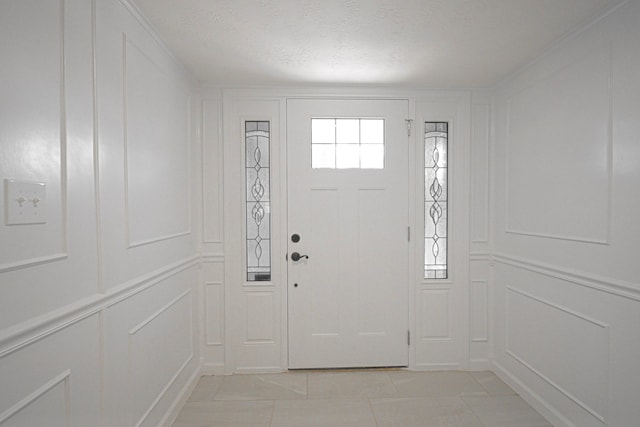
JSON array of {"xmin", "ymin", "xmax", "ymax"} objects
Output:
[
  {"xmin": 246, "ymin": 121, "xmax": 271, "ymax": 282},
  {"xmin": 424, "ymin": 122, "xmax": 448, "ymax": 279}
]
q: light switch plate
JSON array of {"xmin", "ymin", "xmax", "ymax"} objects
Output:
[{"xmin": 4, "ymin": 179, "xmax": 46, "ymax": 225}]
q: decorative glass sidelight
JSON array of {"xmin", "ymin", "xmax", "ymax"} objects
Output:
[
  {"xmin": 245, "ymin": 121, "xmax": 271, "ymax": 281},
  {"xmin": 424, "ymin": 122, "xmax": 448, "ymax": 279}
]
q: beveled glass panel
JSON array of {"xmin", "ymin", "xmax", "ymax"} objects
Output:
[
  {"xmin": 424, "ymin": 121, "xmax": 448, "ymax": 280},
  {"xmin": 336, "ymin": 119, "xmax": 360, "ymax": 144},
  {"xmin": 245, "ymin": 121, "xmax": 271, "ymax": 282}
]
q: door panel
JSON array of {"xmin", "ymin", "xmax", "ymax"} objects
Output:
[{"xmin": 287, "ymin": 99, "xmax": 409, "ymax": 369}]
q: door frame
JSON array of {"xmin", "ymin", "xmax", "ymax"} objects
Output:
[{"xmin": 218, "ymin": 87, "xmax": 471, "ymax": 374}]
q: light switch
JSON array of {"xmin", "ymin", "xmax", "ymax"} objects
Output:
[{"xmin": 4, "ymin": 179, "xmax": 46, "ymax": 225}]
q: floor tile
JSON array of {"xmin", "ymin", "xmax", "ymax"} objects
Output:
[
  {"xmin": 214, "ymin": 373, "xmax": 307, "ymax": 400},
  {"xmin": 389, "ymin": 370, "xmax": 488, "ymax": 398},
  {"xmin": 188, "ymin": 375, "xmax": 225, "ymax": 402},
  {"xmin": 371, "ymin": 397, "xmax": 485, "ymax": 427},
  {"xmin": 462, "ymin": 395, "xmax": 553, "ymax": 427},
  {"xmin": 172, "ymin": 401, "xmax": 274, "ymax": 426},
  {"xmin": 307, "ymin": 370, "xmax": 397, "ymax": 398},
  {"xmin": 470, "ymin": 371, "xmax": 516, "ymax": 396},
  {"xmin": 271, "ymin": 399, "xmax": 377, "ymax": 427}
]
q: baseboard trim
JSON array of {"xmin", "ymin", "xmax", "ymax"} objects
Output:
[
  {"xmin": 159, "ymin": 365, "xmax": 202, "ymax": 427},
  {"xmin": 492, "ymin": 360, "xmax": 577, "ymax": 427},
  {"xmin": 201, "ymin": 362, "xmax": 226, "ymax": 376}
]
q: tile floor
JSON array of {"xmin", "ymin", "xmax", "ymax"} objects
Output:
[{"xmin": 172, "ymin": 369, "xmax": 554, "ymax": 427}]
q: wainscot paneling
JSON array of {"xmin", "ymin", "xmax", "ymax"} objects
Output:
[
  {"xmin": 506, "ymin": 287, "xmax": 608, "ymax": 423},
  {"xmin": 0, "ymin": 315, "xmax": 100, "ymax": 427},
  {"xmin": 470, "ymin": 280, "xmax": 488, "ymax": 342},
  {"xmin": 102, "ymin": 263, "xmax": 199, "ymax": 427},
  {"xmin": 204, "ymin": 282, "xmax": 224, "ymax": 346},
  {"xmin": 493, "ymin": 256, "xmax": 640, "ymax": 427},
  {"xmin": 244, "ymin": 290, "xmax": 276, "ymax": 344},
  {"xmin": 0, "ymin": 370, "xmax": 70, "ymax": 427},
  {"xmin": 129, "ymin": 289, "xmax": 193, "ymax": 427},
  {"xmin": 201, "ymin": 256, "xmax": 225, "ymax": 374},
  {"xmin": 468, "ymin": 254, "xmax": 491, "ymax": 368},
  {"xmin": 414, "ymin": 286, "xmax": 458, "ymax": 368}
]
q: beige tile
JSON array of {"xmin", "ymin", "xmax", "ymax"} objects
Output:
[
  {"xmin": 462, "ymin": 395, "xmax": 553, "ymax": 427},
  {"xmin": 307, "ymin": 370, "xmax": 397, "ymax": 398},
  {"xmin": 214, "ymin": 373, "xmax": 307, "ymax": 400},
  {"xmin": 470, "ymin": 371, "xmax": 516, "ymax": 396},
  {"xmin": 172, "ymin": 401, "xmax": 273, "ymax": 426},
  {"xmin": 371, "ymin": 397, "xmax": 485, "ymax": 427},
  {"xmin": 188, "ymin": 375, "xmax": 224, "ymax": 402},
  {"xmin": 271, "ymin": 399, "xmax": 377, "ymax": 427},
  {"xmin": 390, "ymin": 371, "xmax": 488, "ymax": 398}
]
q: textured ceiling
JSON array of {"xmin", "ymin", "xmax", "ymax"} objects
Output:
[{"xmin": 131, "ymin": 0, "xmax": 625, "ymax": 87}]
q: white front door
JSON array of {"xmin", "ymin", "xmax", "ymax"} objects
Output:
[{"xmin": 287, "ymin": 99, "xmax": 410, "ymax": 369}]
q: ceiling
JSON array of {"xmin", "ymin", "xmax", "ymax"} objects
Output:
[{"xmin": 131, "ymin": 0, "xmax": 624, "ymax": 88}]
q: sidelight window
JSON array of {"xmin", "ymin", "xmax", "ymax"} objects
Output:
[
  {"xmin": 424, "ymin": 122, "xmax": 448, "ymax": 279},
  {"xmin": 245, "ymin": 121, "xmax": 271, "ymax": 282}
]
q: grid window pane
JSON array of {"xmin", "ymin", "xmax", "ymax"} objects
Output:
[
  {"xmin": 360, "ymin": 119, "xmax": 384, "ymax": 144},
  {"xmin": 311, "ymin": 118, "xmax": 384, "ymax": 169},
  {"xmin": 312, "ymin": 119, "xmax": 336, "ymax": 144},
  {"xmin": 336, "ymin": 144, "xmax": 360, "ymax": 168},
  {"xmin": 336, "ymin": 119, "xmax": 360, "ymax": 144},
  {"xmin": 360, "ymin": 144, "xmax": 384, "ymax": 169}
]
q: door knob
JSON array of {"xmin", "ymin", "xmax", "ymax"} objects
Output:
[{"xmin": 290, "ymin": 252, "xmax": 309, "ymax": 262}]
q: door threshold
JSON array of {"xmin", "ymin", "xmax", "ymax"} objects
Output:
[{"xmin": 288, "ymin": 366, "xmax": 408, "ymax": 372}]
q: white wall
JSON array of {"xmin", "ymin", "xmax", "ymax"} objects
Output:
[
  {"xmin": 491, "ymin": 2, "xmax": 640, "ymax": 426},
  {"xmin": 0, "ymin": 1, "xmax": 200, "ymax": 426}
]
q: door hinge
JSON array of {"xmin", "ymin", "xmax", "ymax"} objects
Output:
[
  {"xmin": 407, "ymin": 226, "xmax": 411, "ymax": 242},
  {"xmin": 408, "ymin": 330, "xmax": 411, "ymax": 346},
  {"xmin": 405, "ymin": 119, "xmax": 413, "ymax": 136}
]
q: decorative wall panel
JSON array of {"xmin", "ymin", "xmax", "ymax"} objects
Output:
[
  {"xmin": 205, "ymin": 282, "xmax": 223, "ymax": 345},
  {"xmin": 420, "ymin": 288, "xmax": 450, "ymax": 339},
  {"xmin": 505, "ymin": 45, "xmax": 612, "ymax": 243},
  {"xmin": 506, "ymin": 287, "xmax": 609, "ymax": 423},
  {"xmin": 471, "ymin": 103, "xmax": 490, "ymax": 244},
  {"xmin": 0, "ymin": 0, "xmax": 66, "ymax": 271},
  {"xmin": 124, "ymin": 37, "xmax": 190, "ymax": 247},
  {"xmin": 129, "ymin": 290, "xmax": 193, "ymax": 427},
  {"xmin": 0, "ymin": 371, "xmax": 70, "ymax": 427},
  {"xmin": 244, "ymin": 291, "xmax": 275, "ymax": 343},
  {"xmin": 470, "ymin": 280, "xmax": 488, "ymax": 342},
  {"xmin": 202, "ymin": 99, "xmax": 224, "ymax": 244}
]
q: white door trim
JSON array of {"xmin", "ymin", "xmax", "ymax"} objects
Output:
[{"xmin": 217, "ymin": 87, "xmax": 470, "ymax": 373}]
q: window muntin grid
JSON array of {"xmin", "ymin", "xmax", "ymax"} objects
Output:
[{"xmin": 311, "ymin": 118, "xmax": 384, "ymax": 169}]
